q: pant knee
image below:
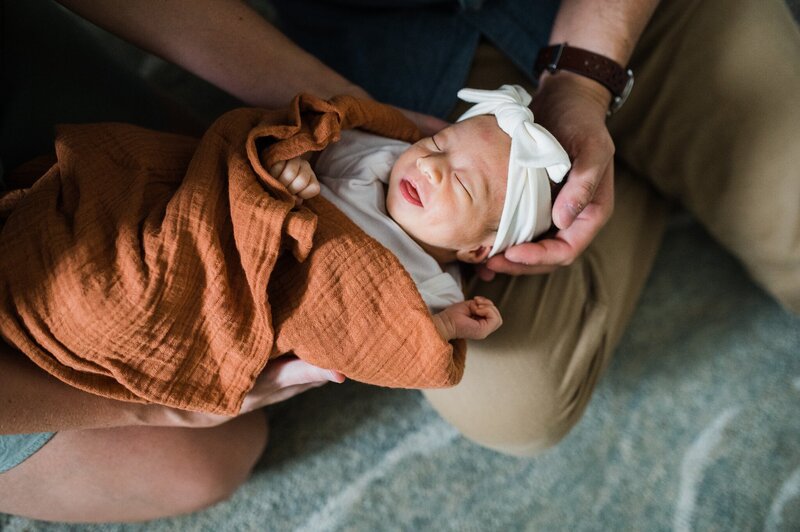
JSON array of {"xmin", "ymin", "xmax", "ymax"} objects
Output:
[
  {"xmin": 425, "ymin": 362, "xmax": 596, "ymax": 458},
  {"xmin": 459, "ymin": 400, "xmax": 586, "ymax": 458}
]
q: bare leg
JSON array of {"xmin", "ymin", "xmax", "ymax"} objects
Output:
[{"xmin": 0, "ymin": 411, "xmax": 267, "ymax": 522}]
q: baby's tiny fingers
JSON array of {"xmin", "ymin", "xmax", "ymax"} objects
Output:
[
  {"xmin": 471, "ymin": 306, "xmax": 492, "ymax": 319},
  {"xmin": 287, "ymin": 171, "xmax": 312, "ymax": 194},
  {"xmin": 297, "ymin": 180, "xmax": 321, "ymax": 199},
  {"xmin": 278, "ymin": 160, "xmax": 302, "ymax": 185},
  {"xmin": 269, "ymin": 160, "xmax": 287, "ymax": 178}
]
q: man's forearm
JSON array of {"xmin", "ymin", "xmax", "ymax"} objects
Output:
[
  {"xmin": 56, "ymin": 0, "xmax": 369, "ymax": 108},
  {"xmin": 535, "ymin": 0, "xmax": 661, "ymax": 117},
  {"xmin": 547, "ymin": 0, "xmax": 661, "ymax": 65},
  {"xmin": 0, "ymin": 342, "xmax": 150, "ymax": 434}
]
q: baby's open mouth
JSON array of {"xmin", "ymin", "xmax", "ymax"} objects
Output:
[{"xmin": 400, "ymin": 179, "xmax": 423, "ymax": 207}]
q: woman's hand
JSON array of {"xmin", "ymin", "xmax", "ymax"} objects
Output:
[
  {"xmin": 478, "ymin": 71, "xmax": 615, "ymax": 279},
  {"xmin": 148, "ymin": 356, "xmax": 345, "ymax": 428}
]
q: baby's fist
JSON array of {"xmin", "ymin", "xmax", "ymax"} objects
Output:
[
  {"xmin": 433, "ymin": 296, "xmax": 503, "ymax": 341},
  {"xmin": 269, "ymin": 156, "xmax": 320, "ymax": 205}
]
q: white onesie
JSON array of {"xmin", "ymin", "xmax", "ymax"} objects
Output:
[{"xmin": 314, "ymin": 130, "xmax": 464, "ymax": 312}]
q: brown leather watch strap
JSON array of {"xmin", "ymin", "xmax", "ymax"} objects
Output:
[{"xmin": 535, "ymin": 44, "xmax": 634, "ymax": 113}]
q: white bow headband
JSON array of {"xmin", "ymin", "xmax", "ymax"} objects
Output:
[{"xmin": 457, "ymin": 84, "xmax": 571, "ymax": 257}]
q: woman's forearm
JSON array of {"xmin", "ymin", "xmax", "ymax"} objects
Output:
[
  {"xmin": 0, "ymin": 341, "xmax": 152, "ymax": 434},
  {"xmin": 56, "ymin": 0, "xmax": 370, "ymax": 108}
]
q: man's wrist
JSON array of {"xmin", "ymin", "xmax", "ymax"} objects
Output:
[
  {"xmin": 535, "ymin": 43, "xmax": 634, "ymax": 114},
  {"xmin": 537, "ymin": 69, "xmax": 612, "ymax": 116}
]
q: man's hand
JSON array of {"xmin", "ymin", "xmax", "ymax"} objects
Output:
[
  {"xmin": 478, "ymin": 71, "xmax": 615, "ymax": 280},
  {"xmin": 432, "ymin": 297, "xmax": 503, "ymax": 341},
  {"xmin": 269, "ymin": 156, "xmax": 321, "ymax": 206}
]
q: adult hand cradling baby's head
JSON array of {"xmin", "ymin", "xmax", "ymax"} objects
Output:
[{"xmin": 456, "ymin": 85, "xmax": 572, "ymax": 258}]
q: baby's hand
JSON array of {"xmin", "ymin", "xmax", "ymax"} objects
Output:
[
  {"xmin": 432, "ymin": 296, "xmax": 503, "ymax": 341},
  {"xmin": 269, "ymin": 156, "xmax": 320, "ymax": 205}
]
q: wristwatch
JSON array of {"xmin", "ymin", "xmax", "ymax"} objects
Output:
[{"xmin": 534, "ymin": 43, "xmax": 634, "ymax": 114}]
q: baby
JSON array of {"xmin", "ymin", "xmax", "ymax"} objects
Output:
[{"xmin": 268, "ymin": 85, "xmax": 571, "ymax": 342}]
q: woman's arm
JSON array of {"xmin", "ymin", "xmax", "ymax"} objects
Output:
[
  {"xmin": 0, "ymin": 341, "xmax": 342, "ymax": 434},
  {"xmin": 56, "ymin": 0, "xmax": 369, "ymax": 108},
  {"xmin": 0, "ymin": 341, "xmax": 149, "ymax": 433},
  {"xmin": 56, "ymin": 0, "xmax": 447, "ymax": 134}
]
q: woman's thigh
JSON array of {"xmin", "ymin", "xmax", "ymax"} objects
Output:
[{"xmin": 0, "ymin": 411, "xmax": 268, "ymax": 523}]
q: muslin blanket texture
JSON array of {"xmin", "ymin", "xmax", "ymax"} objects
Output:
[{"xmin": 0, "ymin": 95, "xmax": 466, "ymax": 415}]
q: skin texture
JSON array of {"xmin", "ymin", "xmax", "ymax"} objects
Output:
[{"xmin": 386, "ymin": 116, "xmax": 510, "ymax": 265}]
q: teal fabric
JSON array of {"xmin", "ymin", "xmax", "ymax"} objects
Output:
[{"xmin": 0, "ymin": 433, "xmax": 55, "ymax": 474}]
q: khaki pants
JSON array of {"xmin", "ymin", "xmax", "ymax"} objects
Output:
[{"xmin": 424, "ymin": 0, "xmax": 800, "ymax": 456}]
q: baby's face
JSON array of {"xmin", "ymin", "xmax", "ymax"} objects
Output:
[{"xmin": 386, "ymin": 116, "xmax": 510, "ymax": 262}]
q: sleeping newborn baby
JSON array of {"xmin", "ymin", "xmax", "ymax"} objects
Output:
[{"xmin": 268, "ymin": 85, "xmax": 571, "ymax": 343}]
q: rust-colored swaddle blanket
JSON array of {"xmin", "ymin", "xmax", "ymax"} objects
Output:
[{"xmin": 0, "ymin": 94, "xmax": 466, "ymax": 415}]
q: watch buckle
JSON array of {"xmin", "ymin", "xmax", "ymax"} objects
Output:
[
  {"xmin": 546, "ymin": 43, "xmax": 566, "ymax": 73},
  {"xmin": 608, "ymin": 69, "xmax": 635, "ymax": 115}
]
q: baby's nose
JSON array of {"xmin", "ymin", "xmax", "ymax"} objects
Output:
[{"xmin": 417, "ymin": 157, "xmax": 443, "ymax": 184}]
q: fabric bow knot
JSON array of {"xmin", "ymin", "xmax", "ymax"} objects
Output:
[{"xmin": 457, "ymin": 84, "xmax": 571, "ymax": 257}]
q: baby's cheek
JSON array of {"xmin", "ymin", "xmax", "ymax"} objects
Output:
[{"xmin": 385, "ymin": 188, "xmax": 401, "ymax": 218}]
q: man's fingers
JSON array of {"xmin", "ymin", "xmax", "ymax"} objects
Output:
[
  {"xmin": 475, "ymin": 263, "xmax": 497, "ymax": 282},
  {"xmin": 485, "ymin": 252, "xmax": 559, "ymax": 276},
  {"xmin": 502, "ymin": 238, "xmax": 577, "ymax": 267},
  {"xmin": 553, "ymin": 166, "xmax": 600, "ymax": 229},
  {"xmin": 553, "ymin": 174, "xmax": 595, "ymax": 229},
  {"xmin": 483, "ymin": 209, "xmax": 606, "ymax": 274},
  {"xmin": 552, "ymin": 140, "xmax": 614, "ymax": 230}
]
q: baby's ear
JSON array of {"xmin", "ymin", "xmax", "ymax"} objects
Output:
[{"xmin": 456, "ymin": 245, "xmax": 492, "ymax": 264}]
